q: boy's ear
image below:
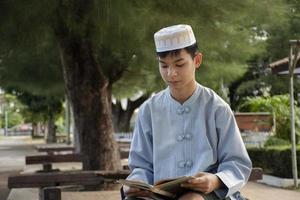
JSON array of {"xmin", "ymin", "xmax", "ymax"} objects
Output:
[{"xmin": 194, "ymin": 53, "xmax": 202, "ymax": 69}]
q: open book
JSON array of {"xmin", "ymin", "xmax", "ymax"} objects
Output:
[{"xmin": 118, "ymin": 176, "xmax": 195, "ymax": 199}]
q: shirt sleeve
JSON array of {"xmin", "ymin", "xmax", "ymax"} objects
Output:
[
  {"xmin": 126, "ymin": 105, "xmax": 154, "ymax": 185},
  {"xmin": 214, "ymin": 105, "xmax": 252, "ymax": 198}
]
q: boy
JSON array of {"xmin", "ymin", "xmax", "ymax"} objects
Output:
[{"xmin": 122, "ymin": 24, "xmax": 252, "ymax": 200}]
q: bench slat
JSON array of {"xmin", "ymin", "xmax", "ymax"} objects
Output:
[
  {"xmin": 8, "ymin": 170, "xmax": 130, "ymax": 188},
  {"xmin": 235, "ymin": 113, "xmax": 273, "ymax": 132},
  {"xmin": 26, "ymin": 154, "xmax": 84, "ymax": 165},
  {"xmin": 35, "ymin": 146, "xmax": 75, "ymax": 153}
]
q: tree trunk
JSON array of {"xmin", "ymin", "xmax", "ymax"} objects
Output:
[
  {"xmin": 61, "ymin": 46, "xmax": 121, "ymax": 170},
  {"xmin": 54, "ymin": 0, "xmax": 121, "ymax": 171},
  {"xmin": 112, "ymin": 95, "xmax": 148, "ymax": 133},
  {"xmin": 45, "ymin": 113, "xmax": 56, "ymax": 143},
  {"xmin": 32, "ymin": 122, "xmax": 37, "ymax": 137},
  {"xmin": 56, "ymin": 39, "xmax": 121, "ymax": 171}
]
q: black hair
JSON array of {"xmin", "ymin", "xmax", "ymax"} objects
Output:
[{"xmin": 156, "ymin": 43, "xmax": 199, "ymax": 59}]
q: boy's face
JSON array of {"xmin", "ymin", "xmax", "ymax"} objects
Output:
[{"xmin": 158, "ymin": 49, "xmax": 202, "ymax": 90}]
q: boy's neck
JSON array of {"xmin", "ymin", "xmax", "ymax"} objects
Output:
[{"xmin": 170, "ymin": 81, "xmax": 197, "ymax": 104}]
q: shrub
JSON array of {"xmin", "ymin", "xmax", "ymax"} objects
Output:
[
  {"xmin": 247, "ymin": 146, "xmax": 300, "ymax": 178},
  {"xmin": 264, "ymin": 136, "xmax": 290, "ymax": 147}
]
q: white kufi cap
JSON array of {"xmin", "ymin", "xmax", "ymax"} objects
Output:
[{"xmin": 154, "ymin": 24, "xmax": 196, "ymax": 52}]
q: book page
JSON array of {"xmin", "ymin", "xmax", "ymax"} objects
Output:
[
  {"xmin": 117, "ymin": 179, "xmax": 153, "ymax": 191},
  {"xmin": 117, "ymin": 179, "xmax": 175, "ymax": 198}
]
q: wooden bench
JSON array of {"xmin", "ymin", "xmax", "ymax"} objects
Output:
[
  {"xmin": 234, "ymin": 113, "xmax": 265, "ymax": 182},
  {"xmin": 55, "ymin": 135, "xmax": 68, "ymax": 143},
  {"xmin": 235, "ymin": 112, "xmax": 275, "ymax": 148},
  {"xmin": 8, "ymin": 168, "xmax": 262, "ymax": 200},
  {"xmin": 248, "ymin": 167, "xmax": 263, "ymax": 181},
  {"xmin": 8, "ymin": 170, "xmax": 130, "ymax": 200},
  {"xmin": 35, "ymin": 141, "xmax": 130, "ymax": 156},
  {"xmin": 26, "ymin": 152, "xmax": 129, "ymax": 172},
  {"xmin": 26, "ymin": 153, "xmax": 84, "ymax": 172},
  {"xmin": 35, "ymin": 144, "xmax": 75, "ymax": 155},
  {"xmin": 235, "ymin": 112, "xmax": 274, "ymax": 133}
]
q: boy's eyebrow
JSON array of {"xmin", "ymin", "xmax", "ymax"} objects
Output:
[
  {"xmin": 159, "ymin": 60, "xmax": 166, "ymax": 64},
  {"xmin": 174, "ymin": 58, "xmax": 184, "ymax": 62},
  {"xmin": 158, "ymin": 58, "xmax": 185, "ymax": 64}
]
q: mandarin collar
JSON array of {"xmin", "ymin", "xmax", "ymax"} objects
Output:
[{"xmin": 166, "ymin": 83, "xmax": 201, "ymax": 107}]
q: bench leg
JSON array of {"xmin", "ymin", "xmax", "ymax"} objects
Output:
[
  {"xmin": 39, "ymin": 187, "xmax": 61, "ymax": 200},
  {"xmin": 43, "ymin": 163, "xmax": 53, "ymax": 172}
]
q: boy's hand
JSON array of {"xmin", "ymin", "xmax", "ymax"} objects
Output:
[
  {"xmin": 123, "ymin": 180, "xmax": 151, "ymax": 197},
  {"xmin": 181, "ymin": 172, "xmax": 222, "ymax": 194}
]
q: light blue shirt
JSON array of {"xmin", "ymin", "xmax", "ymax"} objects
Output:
[{"xmin": 127, "ymin": 83, "xmax": 252, "ymax": 200}]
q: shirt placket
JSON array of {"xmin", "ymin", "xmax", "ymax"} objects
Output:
[{"xmin": 176, "ymin": 105, "xmax": 193, "ymax": 170}]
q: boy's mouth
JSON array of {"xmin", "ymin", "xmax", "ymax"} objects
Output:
[{"xmin": 168, "ymin": 81, "xmax": 180, "ymax": 84}]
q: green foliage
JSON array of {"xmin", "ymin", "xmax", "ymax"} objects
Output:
[
  {"xmin": 229, "ymin": 0, "xmax": 300, "ymax": 108},
  {"xmin": 0, "ymin": 94, "xmax": 25, "ymax": 128},
  {"xmin": 0, "ymin": 0, "xmax": 64, "ymax": 96},
  {"xmin": 264, "ymin": 136, "xmax": 291, "ymax": 146},
  {"xmin": 265, "ymin": 0, "xmax": 300, "ymax": 60},
  {"xmin": 7, "ymin": 89, "xmax": 64, "ymax": 125},
  {"xmin": 198, "ymin": 62, "xmax": 248, "ymax": 98},
  {"xmin": 0, "ymin": 0, "xmax": 289, "ymax": 100},
  {"xmin": 232, "ymin": 64, "xmax": 300, "ymax": 108},
  {"xmin": 238, "ymin": 95, "xmax": 300, "ymax": 141},
  {"xmin": 247, "ymin": 146, "xmax": 300, "ymax": 178},
  {"xmin": 55, "ymin": 115, "xmax": 66, "ymax": 135}
]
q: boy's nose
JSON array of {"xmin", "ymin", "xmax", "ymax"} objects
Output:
[{"xmin": 167, "ymin": 67, "xmax": 177, "ymax": 77}]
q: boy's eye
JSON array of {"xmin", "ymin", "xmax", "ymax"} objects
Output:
[
  {"xmin": 176, "ymin": 64, "xmax": 184, "ymax": 67},
  {"xmin": 161, "ymin": 65, "xmax": 168, "ymax": 68}
]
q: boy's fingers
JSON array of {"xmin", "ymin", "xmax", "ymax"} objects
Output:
[
  {"xmin": 195, "ymin": 172, "xmax": 207, "ymax": 177},
  {"xmin": 187, "ymin": 177, "xmax": 205, "ymax": 184},
  {"xmin": 181, "ymin": 182, "xmax": 206, "ymax": 188}
]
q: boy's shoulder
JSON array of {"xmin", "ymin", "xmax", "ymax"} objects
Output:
[
  {"xmin": 139, "ymin": 89, "xmax": 168, "ymax": 109},
  {"xmin": 139, "ymin": 84, "xmax": 231, "ymax": 113},
  {"xmin": 197, "ymin": 83, "xmax": 229, "ymax": 105}
]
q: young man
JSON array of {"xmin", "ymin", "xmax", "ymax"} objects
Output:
[{"xmin": 122, "ymin": 24, "xmax": 252, "ymax": 200}]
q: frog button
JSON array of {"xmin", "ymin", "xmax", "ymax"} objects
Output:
[
  {"xmin": 177, "ymin": 108, "xmax": 184, "ymax": 115},
  {"xmin": 184, "ymin": 106, "xmax": 191, "ymax": 113},
  {"xmin": 186, "ymin": 160, "xmax": 193, "ymax": 167},
  {"xmin": 185, "ymin": 133, "xmax": 192, "ymax": 140},
  {"xmin": 178, "ymin": 161, "xmax": 186, "ymax": 168},
  {"xmin": 177, "ymin": 135, "xmax": 184, "ymax": 141}
]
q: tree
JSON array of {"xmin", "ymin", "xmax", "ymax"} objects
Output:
[
  {"xmin": 0, "ymin": 0, "xmax": 288, "ymax": 171},
  {"xmin": 0, "ymin": 93, "xmax": 24, "ymax": 129},
  {"xmin": 112, "ymin": 95, "xmax": 148, "ymax": 133},
  {"xmin": 11, "ymin": 90, "xmax": 64, "ymax": 143},
  {"xmin": 230, "ymin": 0, "xmax": 300, "ymax": 109}
]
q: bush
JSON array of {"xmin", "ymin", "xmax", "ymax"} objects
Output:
[
  {"xmin": 247, "ymin": 146, "xmax": 300, "ymax": 178},
  {"xmin": 264, "ymin": 136, "xmax": 290, "ymax": 147}
]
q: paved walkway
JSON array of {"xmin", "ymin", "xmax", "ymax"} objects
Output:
[
  {"xmin": 241, "ymin": 182, "xmax": 300, "ymax": 200},
  {"xmin": 0, "ymin": 136, "xmax": 43, "ymax": 200},
  {"xmin": 1, "ymin": 136, "xmax": 300, "ymax": 200}
]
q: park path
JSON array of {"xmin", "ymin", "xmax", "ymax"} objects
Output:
[{"xmin": 0, "ymin": 136, "xmax": 43, "ymax": 200}]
